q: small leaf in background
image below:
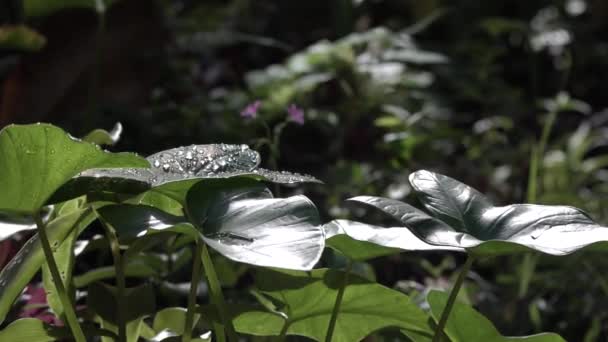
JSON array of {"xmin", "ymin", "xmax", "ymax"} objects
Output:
[
  {"xmin": 0, "ymin": 25, "xmax": 46, "ymax": 52},
  {"xmin": 82, "ymin": 122, "xmax": 123, "ymax": 146},
  {"xmin": 427, "ymin": 290, "xmax": 566, "ymax": 341},
  {"xmin": 152, "ymin": 307, "xmax": 200, "ymax": 336},
  {"xmin": 0, "ymin": 124, "xmax": 148, "ymax": 214},
  {"xmin": 231, "ymin": 268, "xmax": 432, "ymax": 341}
]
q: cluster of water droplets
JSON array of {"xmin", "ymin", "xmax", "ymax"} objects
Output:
[
  {"xmin": 149, "ymin": 144, "xmax": 260, "ymax": 177},
  {"xmin": 78, "ymin": 143, "xmax": 321, "ymax": 186}
]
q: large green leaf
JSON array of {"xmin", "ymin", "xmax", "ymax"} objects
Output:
[
  {"xmin": 0, "ymin": 124, "xmax": 148, "ymax": 214},
  {"xmin": 0, "ymin": 207, "xmax": 90, "ymax": 324},
  {"xmin": 324, "ymin": 219, "xmax": 461, "ymax": 261},
  {"xmin": 73, "ymin": 144, "xmax": 321, "ymax": 205},
  {"xmin": 98, "ymin": 179, "xmax": 325, "ymax": 270},
  {"xmin": 230, "ymin": 268, "xmax": 432, "ymax": 341},
  {"xmin": 427, "ymin": 291, "xmax": 566, "ymax": 342},
  {"xmin": 349, "ymin": 170, "xmax": 608, "ymax": 256}
]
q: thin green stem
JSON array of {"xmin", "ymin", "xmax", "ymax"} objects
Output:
[
  {"xmin": 97, "ymin": 215, "xmax": 126, "ymax": 342},
  {"xmin": 325, "ymin": 260, "xmax": 353, "ymax": 342},
  {"xmin": 34, "ymin": 212, "xmax": 87, "ymax": 342},
  {"xmin": 183, "ymin": 243, "xmax": 202, "ymax": 342},
  {"xmin": 432, "ymin": 255, "xmax": 475, "ymax": 342},
  {"xmin": 278, "ymin": 320, "xmax": 290, "ymax": 341},
  {"xmin": 200, "ymin": 242, "xmax": 238, "ymax": 342}
]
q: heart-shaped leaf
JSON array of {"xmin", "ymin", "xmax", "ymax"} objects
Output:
[
  {"xmin": 0, "ymin": 124, "xmax": 148, "ymax": 214},
  {"xmin": 324, "ymin": 219, "xmax": 462, "ymax": 260},
  {"xmin": 227, "ymin": 268, "xmax": 432, "ymax": 341},
  {"xmin": 187, "ymin": 179, "xmax": 324, "ymax": 270},
  {"xmin": 349, "ymin": 170, "xmax": 608, "ymax": 256},
  {"xmin": 0, "ymin": 207, "xmax": 93, "ymax": 324},
  {"xmin": 427, "ymin": 291, "xmax": 566, "ymax": 342}
]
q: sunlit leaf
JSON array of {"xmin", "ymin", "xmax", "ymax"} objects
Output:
[
  {"xmin": 349, "ymin": 170, "xmax": 608, "ymax": 256},
  {"xmin": 0, "ymin": 124, "xmax": 148, "ymax": 214},
  {"xmin": 324, "ymin": 219, "xmax": 462, "ymax": 260}
]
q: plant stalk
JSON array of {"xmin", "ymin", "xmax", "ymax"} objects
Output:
[
  {"xmin": 97, "ymin": 215, "xmax": 126, "ymax": 342},
  {"xmin": 325, "ymin": 259, "xmax": 353, "ymax": 342},
  {"xmin": 34, "ymin": 212, "xmax": 87, "ymax": 342},
  {"xmin": 183, "ymin": 243, "xmax": 203, "ymax": 342},
  {"xmin": 432, "ymin": 255, "xmax": 475, "ymax": 342},
  {"xmin": 278, "ymin": 320, "xmax": 290, "ymax": 341},
  {"xmin": 200, "ymin": 242, "xmax": 238, "ymax": 342}
]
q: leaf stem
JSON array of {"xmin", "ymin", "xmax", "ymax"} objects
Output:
[
  {"xmin": 325, "ymin": 259, "xmax": 353, "ymax": 342},
  {"xmin": 183, "ymin": 242, "xmax": 202, "ymax": 342},
  {"xmin": 34, "ymin": 211, "xmax": 86, "ymax": 342},
  {"xmin": 278, "ymin": 320, "xmax": 290, "ymax": 341},
  {"xmin": 97, "ymin": 214, "xmax": 126, "ymax": 342},
  {"xmin": 200, "ymin": 242, "xmax": 238, "ymax": 342},
  {"xmin": 432, "ymin": 255, "xmax": 475, "ymax": 342}
]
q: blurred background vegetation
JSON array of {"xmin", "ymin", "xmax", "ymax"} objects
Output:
[{"xmin": 1, "ymin": 0, "xmax": 608, "ymax": 340}]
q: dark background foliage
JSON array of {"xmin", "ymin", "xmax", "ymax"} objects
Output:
[{"xmin": 1, "ymin": 0, "xmax": 608, "ymax": 340}]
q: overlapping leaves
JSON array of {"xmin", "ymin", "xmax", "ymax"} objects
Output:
[{"xmin": 349, "ymin": 170, "xmax": 608, "ymax": 255}]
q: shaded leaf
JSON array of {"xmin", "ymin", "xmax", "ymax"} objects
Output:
[
  {"xmin": 230, "ymin": 268, "xmax": 432, "ymax": 342},
  {"xmin": 427, "ymin": 291, "xmax": 566, "ymax": 342},
  {"xmin": 0, "ymin": 25, "xmax": 46, "ymax": 51}
]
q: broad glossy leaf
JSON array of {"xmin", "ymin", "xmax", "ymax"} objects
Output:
[
  {"xmin": 75, "ymin": 144, "xmax": 321, "ymax": 204},
  {"xmin": 324, "ymin": 219, "xmax": 461, "ymax": 260},
  {"xmin": 0, "ymin": 207, "xmax": 90, "ymax": 324},
  {"xmin": 0, "ymin": 318, "xmax": 68, "ymax": 341},
  {"xmin": 350, "ymin": 170, "xmax": 608, "ymax": 256},
  {"xmin": 88, "ymin": 282, "xmax": 156, "ymax": 342},
  {"xmin": 427, "ymin": 291, "xmax": 566, "ymax": 342},
  {"xmin": 82, "ymin": 122, "xmax": 123, "ymax": 146},
  {"xmin": 230, "ymin": 268, "xmax": 431, "ymax": 341},
  {"xmin": 187, "ymin": 179, "xmax": 324, "ymax": 270},
  {"xmin": 0, "ymin": 124, "xmax": 148, "ymax": 214}
]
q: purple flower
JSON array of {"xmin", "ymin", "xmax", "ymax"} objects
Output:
[
  {"xmin": 287, "ymin": 104, "xmax": 305, "ymax": 125},
  {"xmin": 241, "ymin": 100, "xmax": 262, "ymax": 119}
]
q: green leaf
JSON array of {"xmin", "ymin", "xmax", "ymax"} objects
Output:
[
  {"xmin": 0, "ymin": 124, "xmax": 148, "ymax": 214},
  {"xmin": 232, "ymin": 268, "xmax": 431, "ymax": 341},
  {"xmin": 24, "ymin": 0, "xmax": 121, "ymax": 18},
  {"xmin": 187, "ymin": 179, "xmax": 325, "ymax": 270},
  {"xmin": 82, "ymin": 122, "xmax": 123, "ymax": 146},
  {"xmin": 427, "ymin": 291, "xmax": 566, "ymax": 341},
  {"xmin": 324, "ymin": 219, "xmax": 461, "ymax": 261},
  {"xmin": 87, "ymin": 282, "xmax": 156, "ymax": 342},
  {"xmin": 0, "ymin": 25, "xmax": 46, "ymax": 51},
  {"xmin": 0, "ymin": 318, "xmax": 68, "ymax": 341},
  {"xmin": 73, "ymin": 259, "xmax": 160, "ymax": 288},
  {"xmin": 0, "ymin": 207, "xmax": 90, "ymax": 324},
  {"xmin": 153, "ymin": 307, "xmax": 201, "ymax": 335},
  {"xmin": 349, "ymin": 170, "xmax": 608, "ymax": 256}
]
